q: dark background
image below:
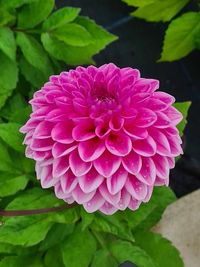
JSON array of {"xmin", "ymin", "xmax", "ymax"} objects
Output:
[{"xmin": 57, "ymin": 0, "xmax": 200, "ymax": 197}]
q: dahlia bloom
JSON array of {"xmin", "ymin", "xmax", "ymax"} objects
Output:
[{"xmin": 20, "ymin": 64, "xmax": 183, "ymax": 214}]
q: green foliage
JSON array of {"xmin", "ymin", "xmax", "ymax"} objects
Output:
[
  {"xmin": 174, "ymin": 101, "xmax": 191, "ymax": 136},
  {"xmin": 0, "ymin": 27, "xmax": 16, "ymax": 60},
  {"xmin": 135, "ymin": 232, "xmax": 184, "ymax": 267},
  {"xmin": 124, "ymin": 0, "xmax": 200, "ymax": 61},
  {"xmin": 160, "ymin": 12, "xmax": 200, "ymax": 61}
]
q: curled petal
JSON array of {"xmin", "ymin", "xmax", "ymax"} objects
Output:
[
  {"xmin": 100, "ymin": 202, "xmax": 118, "ymax": 215},
  {"xmin": 165, "ymin": 106, "xmax": 183, "ymax": 125},
  {"xmin": 115, "ymin": 188, "xmax": 131, "ymax": 210},
  {"xmin": 105, "ymin": 132, "xmax": 132, "ymax": 156},
  {"xmin": 52, "ymin": 142, "xmax": 77, "ymax": 158},
  {"xmin": 94, "ymin": 150, "xmax": 121, "ymax": 177},
  {"xmin": 135, "ymin": 108, "xmax": 157, "ymax": 128},
  {"xmin": 125, "ymin": 174, "xmax": 148, "ymax": 200},
  {"xmin": 60, "ymin": 170, "xmax": 78, "ymax": 194},
  {"xmin": 83, "ymin": 190, "xmax": 105, "ymax": 212},
  {"xmin": 153, "ymin": 154, "xmax": 169, "ymax": 179},
  {"xmin": 78, "ymin": 167, "xmax": 104, "ymax": 193},
  {"xmin": 72, "ymin": 184, "xmax": 96, "ymax": 204},
  {"xmin": 51, "ymin": 121, "xmax": 74, "ymax": 144},
  {"xmin": 72, "ymin": 119, "xmax": 96, "ymax": 141},
  {"xmin": 30, "ymin": 138, "xmax": 53, "ymax": 151},
  {"xmin": 133, "ymin": 136, "xmax": 156, "ymax": 156},
  {"xmin": 52, "ymin": 155, "xmax": 69, "ymax": 177},
  {"xmin": 99, "ymin": 182, "xmax": 121, "ymax": 205},
  {"xmin": 78, "ymin": 137, "xmax": 106, "ymax": 162},
  {"xmin": 123, "ymin": 124, "xmax": 148, "ymax": 139},
  {"xmin": 136, "ymin": 157, "xmax": 156, "ymax": 185},
  {"xmin": 106, "ymin": 166, "xmax": 128, "ymax": 195},
  {"xmin": 69, "ymin": 150, "xmax": 92, "ymax": 176},
  {"xmin": 122, "ymin": 150, "xmax": 142, "ymax": 175},
  {"xmin": 154, "ymin": 112, "xmax": 170, "ymax": 128},
  {"xmin": 33, "ymin": 121, "xmax": 54, "ymax": 139}
]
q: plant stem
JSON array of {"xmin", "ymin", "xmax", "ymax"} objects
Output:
[{"xmin": 0, "ymin": 203, "xmax": 76, "ymax": 217}]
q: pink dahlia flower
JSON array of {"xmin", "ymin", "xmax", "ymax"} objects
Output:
[{"xmin": 20, "ymin": 64, "xmax": 183, "ymax": 214}]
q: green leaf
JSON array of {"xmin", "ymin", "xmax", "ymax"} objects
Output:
[
  {"xmin": 109, "ymin": 240, "xmax": 156, "ymax": 267},
  {"xmin": 123, "ymin": 0, "xmax": 155, "ymax": 7},
  {"xmin": 0, "ymin": 0, "xmax": 38, "ymax": 9},
  {"xmin": 0, "ymin": 188, "xmax": 62, "ymax": 246},
  {"xmin": 80, "ymin": 207, "xmax": 94, "ymax": 230},
  {"xmin": 19, "ymin": 56, "xmax": 49, "ymax": 88},
  {"xmin": 39, "ymin": 223, "xmax": 74, "ymax": 251},
  {"xmin": 0, "ymin": 141, "xmax": 14, "ymax": 172},
  {"xmin": 122, "ymin": 186, "xmax": 176, "ymax": 232},
  {"xmin": 41, "ymin": 16, "xmax": 117, "ymax": 65},
  {"xmin": 91, "ymin": 212, "xmax": 134, "ymax": 242},
  {"xmin": 91, "ymin": 249, "xmax": 118, "ymax": 267},
  {"xmin": 160, "ymin": 12, "xmax": 200, "ymax": 61},
  {"xmin": 0, "ymin": 27, "xmax": 16, "ymax": 61},
  {"xmin": 17, "ymin": 32, "xmax": 53, "ymax": 76},
  {"xmin": 43, "ymin": 7, "xmax": 80, "ymax": 31},
  {"xmin": 135, "ymin": 232, "xmax": 184, "ymax": 267},
  {"xmin": 174, "ymin": 101, "xmax": 191, "ymax": 136},
  {"xmin": 61, "ymin": 227, "xmax": 97, "ymax": 267},
  {"xmin": 0, "ymin": 123, "xmax": 23, "ymax": 152},
  {"xmin": 0, "ymin": 173, "xmax": 28, "ymax": 197},
  {"xmin": 0, "ymin": 255, "xmax": 44, "ymax": 267},
  {"xmin": 44, "ymin": 246, "xmax": 64, "ymax": 267},
  {"xmin": 53, "ymin": 23, "xmax": 93, "ymax": 47},
  {"xmin": 18, "ymin": 0, "xmax": 54, "ymax": 29},
  {"xmin": 0, "ymin": 52, "xmax": 18, "ymax": 109},
  {"xmin": 0, "ymin": 7, "xmax": 15, "ymax": 27},
  {"xmin": 132, "ymin": 0, "xmax": 189, "ymax": 22}
]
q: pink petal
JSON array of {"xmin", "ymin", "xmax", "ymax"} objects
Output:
[
  {"xmin": 51, "ymin": 121, "xmax": 74, "ymax": 144},
  {"xmin": 153, "ymin": 154, "xmax": 169, "ymax": 179},
  {"xmin": 99, "ymin": 202, "xmax": 118, "ymax": 215},
  {"xmin": 30, "ymin": 138, "xmax": 53, "ymax": 151},
  {"xmin": 52, "ymin": 142, "xmax": 77, "ymax": 158},
  {"xmin": 150, "ymin": 130, "xmax": 171, "ymax": 156},
  {"xmin": 125, "ymin": 174, "xmax": 148, "ymax": 200},
  {"xmin": 109, "ymin": 116, "xmax": 124, "ymax": 131},
  {"xmin": 154, "ymin": 112, "xmax": 171, "ymax": 128},
  {"xmin": 94, "ymin": 150, "xmax": 121, "ymax": 177},
  {"xmin": 165, "ymin": 106, "xmax": 183, "ymax": 125},
  {"xmin": 123, "ymin": 124, "xmax": 148, "ymax": 139},
  {"xmin": 133, "ymin": 78, "xmax": 159, "ymax": 93},
  {"xmin": 72, "ymin": 184, "xmax": 96, "ymax": 204},
  {"xmin": 135, "ymin": 108, "xmax": 157, "ymax": 127},
  {"xmin": 52, "ymin": 155, "xmax": 69, "ymax": 177},
  {"xmin": 39, "ymin": 165, "xmax": 59, "ymax": 188},
  {"xmin": 78, "ymin": 137, "xmax": 106, "ymax": 162},
  {"xmin": 115, "ymin": 188, "xmax": 131, "ymax": 210},
  {"xmin": 153, "ymin": 92, "xmax": 175, "ymax": 105},
  {"xmin": 106, "ymin": 166, "xmax": 128, "ymax": 195},
  {"xmin": 99, "ymin": 181, "xmax": 121, "ymax": 205},
  {"xmin": 72, "ymin": 119, "xmax": 96, "ymax": 141},
  {"xmin": 83, "ymin": 190, "xmax": 105, "ymax": 213},
  {"xmin": 136, "ymin": 157, "xmax": 156, "ymax": 185},
  {"xmin": 105, "ymin": 132, "xmax": 132, "ymax": 156},
  {"xmin": 33, "ymin": 121, "xmax": 53, "ymax": 139},
  {"xmin": 69, "ymin": 150, "xmax": 92, "ymax": 176},
  {"xmin": 78, "ymin": 167, "xmax": 104, "ymax": 193},
  {"xmin": 60, "ymin": 170, "xmax": 78, "ymax": 194},
  {"xmin": 133, "ymin": 136, "xmax": 156, "ymax": 156},
  {"xmin": 122, "ymin": 150, "xmax": 142, "ymax": 175},
  {"xmin": 128, "ymin": 198, "xmax": 141, "ymax": 211}
]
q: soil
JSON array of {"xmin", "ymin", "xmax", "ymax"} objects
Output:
[{"xmin": 57, "ymin": 0, "xmax": 200, "ymax": 198}]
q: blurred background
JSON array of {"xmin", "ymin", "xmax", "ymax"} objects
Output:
[{"xmin": 57, "ymin": 0, "xmax": 200, "ymax": 198}]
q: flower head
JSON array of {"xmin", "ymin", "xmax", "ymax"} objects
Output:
[{"xmin": 20, "ymin": 64, "xmax": 183, "ymax": 214}]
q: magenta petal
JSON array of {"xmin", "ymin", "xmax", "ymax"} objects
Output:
[
  {"xmin": 52, "ymin": 142, "xmax": 77, "ymax": 158},
  {"xmin": 115, "ymin": 188, "xmax": 131, "ymax": 210},
  {"xmin": 72, "ymin": 184, "xmax": 96, "ymax": 204},
  {"xmin": 69, "ymin": 150, "xmax": 92, "ymax": 176},
  {"xmin": 52, "ymin": 155, "xmax": 69, "ymax": 177},
  {"xmin": 30, "ymin": 138, "xmax": 53, "ymax": 151},
  {"xmin": 39, "ymin": 165, "xmax": 59, "ymax": 188},
  {"xmin": 99, "ymin": 202, "xmax": 118, "ymax": 215},
  {"xmin": 153, "ymin": 154, "xmax": 169, "ymax": 179},
  {"xmin": 136, "ymin": 157, "xmax": 156, "ymax": 185},
  {"xmin": 72, "ymin": 120, "xmax": 96, "ymax": 141},
  {"xmin": 154, "ymin": 112, "xmax": 170, "ymax": 128},
  {"xmin": 105, "ymin": 132, "xmax": 132, "ymax": 156},
  {"xmin": 123, "ymin": 124, "xmax": 148, "ymax": 139},
  {"xmin": 150, "ymin": 130, "xmax": 171, "ymax": 156},
  {"xmin": 135, "ymin": 108, "xmax": 157, "ymax": 127},
  {"xmin": 128, "ymin": 198, "xmax": 141, "ymax": 211},
  {"xmin": 60, "ymin": 170, "xmax": 78, "ymax": 194},
  {"xmin": 78, "ymin": 138, "xmax": 106, "ymax": 162},
  {"xmin": 122, "ymin": 150, "xmax": 142, "ymax": 175},
  {"xmin": 99, "ymin": 182, "xmax": 121, "ymax": 205},
  {"xmin": 94, "ymin": 150, "xmax": 121, "ymax": 177},
  {"xmin": 134, "ymin": 78, "xmax": 159, "ymax": 93},
  {"xmin": 165, "ymin": 106, "xmax": 183, "ymax": 125},
  {"xmin": 106, "ymin": 166, "xmax": 128, "ymax": 195},
  {"xmin": 125, "ymin": 174, "xmax": 148, "ymax": 200},
  {"xmin": 83, "ymin": 190, "xmax": 105, "ymax": 213},
  {"xmin": 78, "ymin": 167, "xmax": 104, "ymax": 193},
  {"xmin": 153, "ymin": 92, "xmax": 175, "ymax": 105},
  {"xmin": 51, "ymin": 121, "xmax": 74, "ymax": 144},
  {"xmin": 133, "ymin": 136, "xmax": 156, "ymax": 156},
  {"xmin": 33, "ymin": 121, "xmax": 53, "ymax": 139}
]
